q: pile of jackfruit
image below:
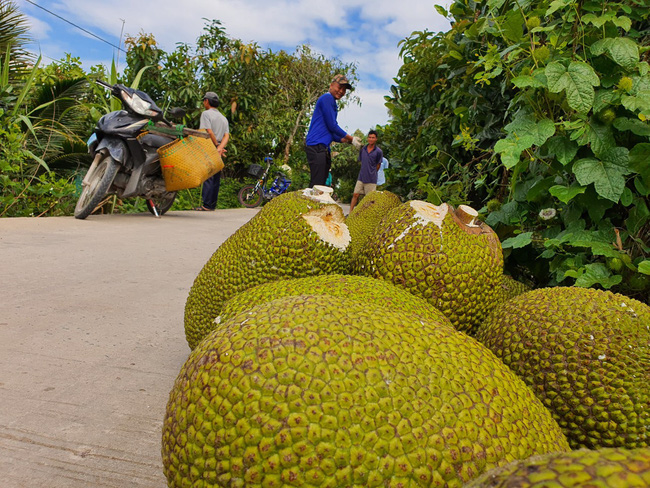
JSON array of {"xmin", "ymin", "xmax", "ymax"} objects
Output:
[{"xmin": 163, "ymin": 189, "xmax": 650, "ymax": 487}]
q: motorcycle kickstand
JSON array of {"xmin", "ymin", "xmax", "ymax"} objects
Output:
[{"xmin": 148, "ymin": 199, "xmax": 161, "ymax": 218}]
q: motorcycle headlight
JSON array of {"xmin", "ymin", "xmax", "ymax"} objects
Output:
[{"xmin": 122, "ymin": 90, "xmax": 159, "ymax": 117}]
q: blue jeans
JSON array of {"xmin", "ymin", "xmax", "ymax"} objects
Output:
[{"xmin": 201, "ymin": 172, "xmax": 221, "ymax": 210}]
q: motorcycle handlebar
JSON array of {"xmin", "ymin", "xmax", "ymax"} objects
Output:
[
  {"xmin": 147, "ymin": 122, "xmax": 210, "ymax": 139},
  {"xmin": 93, "ymin": 80, "xmax": 207, "ymax": 139}
]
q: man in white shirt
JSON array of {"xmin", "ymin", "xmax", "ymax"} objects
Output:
[{"xmin": 195, "ymin": 91, "xmax": 229, "ymax": 211}]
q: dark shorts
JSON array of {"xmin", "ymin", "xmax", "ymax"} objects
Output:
[{"xmin": 305, "ymin": 144, "xmax": 331, "ymax": 187}]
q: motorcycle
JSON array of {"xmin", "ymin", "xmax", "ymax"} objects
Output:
[{"xmin": 75, "ymin": 80, "xmax": 207, "ymax": 219}]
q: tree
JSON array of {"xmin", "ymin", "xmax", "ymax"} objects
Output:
[
  {"xmin": 269, "ymin": 45, "xmax": 358, "ymax": 165},
  {"xmin": 1, "ymin": 2, "xmax": 96, "ymax": 216},
  {"xmin": 0, "ymin": 0, "xmax": 32, "ymax": 82},
  {"xmin": 122, "ymin": 21, "xmax": 358, "ymax": 177}
]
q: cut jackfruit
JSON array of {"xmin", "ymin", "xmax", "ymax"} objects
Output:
[
  {"xmin": 355, "ymin": 201, "xmax": 503, "ymax": 333},
  {"xmin": 184, "ymin": 191, "xmax": 350, "ymax": 350}
]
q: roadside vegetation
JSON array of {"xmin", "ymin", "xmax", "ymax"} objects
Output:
[
  {"xmin": 1, "ymin": 0, "xmax": 648, "ymax": 301},
  {"xmin": 382, "ymin": 0, "xmax": 649, "ymax": 302}
]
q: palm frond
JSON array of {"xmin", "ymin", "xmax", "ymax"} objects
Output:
[{"xmin": 0, "ymin": 0, "xmax": 34, "ymax": 76}]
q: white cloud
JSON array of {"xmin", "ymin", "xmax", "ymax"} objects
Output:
[
  {"xmin": 23, "ymin": 13, "xmax": 52, "ymax": 39},
  {"xmin": 338, "ymin": 85, "xmax": 390, "ymax": 133}
]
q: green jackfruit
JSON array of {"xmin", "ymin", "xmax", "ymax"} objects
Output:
[
  {"xmin": 355, "ymin": 201, "xmax": 503, "ymax": 333},
  {"xmin": 346, "ymin": 190, "xmax": 401, "ymax": 263},
  {"xmin": 495, "ymin": 274, "xmax": 531, "ymax": 306},
  {"xmin": 184, "ymin": 190, "xmax": 350, "ymax": 350},
  {"xmin": 163, "ymin": 295, "xmax": 570, "ymax": 488},
  {"xmin": 477, "ymin": 287, "xmax": 650, "ymax": 449},
  {"xmin": 466, "ymin": 447, "xmax": 650, "ymax": 487},
  {"xmin": 218, "ymin": 274, "xmax": 452, "ymax": 327}
]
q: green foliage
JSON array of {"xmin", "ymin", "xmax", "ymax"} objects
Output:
[
  {"xmin": 384, "ymin": 0, "xmax": 650, "ymax": 302},
  {"xmin": 122, "ymin": 23, "xmax": 357, "ymax": 179},
  {"xmin": 0, "ymin": 0, "xmax": 32, "ymax": 78},
  {"xmin": 0, "ymin": 123, "xmax": 77, "ymax": 216}
]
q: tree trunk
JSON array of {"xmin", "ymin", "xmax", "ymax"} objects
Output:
[{"xmin": 283, "ymin": 107, "xmax": 307, "ymax": 164}]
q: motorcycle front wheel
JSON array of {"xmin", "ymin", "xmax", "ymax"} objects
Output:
[
  {"xmin": 238, "ymin": 184, "xmax": 263, "ymax": 208},
  {"xmin": 74, "ymin": 154, "xmax": 119, "ymax": 219},
  {"xmin": 146, "ymin": 192, "xmax": 176, "ymax": 216}
]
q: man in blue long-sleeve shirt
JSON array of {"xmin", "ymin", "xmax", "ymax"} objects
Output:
[{"xmin": 305, "ymin": 74, "xmax": 361, "ymax": 187}]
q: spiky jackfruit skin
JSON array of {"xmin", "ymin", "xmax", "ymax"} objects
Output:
[
  {"xmin": 355, "ymin": 201, "xmax": 503, "ymax": 333},
  {"xmin": 476, "ymin": 287, "xmax": 650, "ymax": 450},
  {"xmin": 163, "ymin": 295, "xmax": 570, "ymax": 488},
  {"xmin": 465, "ymin": 447, "xmax": 650, "ymax": 487},
  {"xmin": 218, "ymin": 274, "xmax": 452, "ymax": 327},
  {"xmin": 184, "ymin": 192, "xmax": 350, "ymax": 350},
  {"xmin": 494, "ymin": 275, "xmax": 531, "ymax": 306},
  {"xmin": 346, "ymin": 190, "xmax": 401, "ymax": 263}
]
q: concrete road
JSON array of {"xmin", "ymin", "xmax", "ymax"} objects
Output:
[{"xmin": 0, "ymin": 209, "xmax": 263, "ymax": 487}]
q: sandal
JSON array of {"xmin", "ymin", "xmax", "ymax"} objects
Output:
[{"xmin": 193, "ymin": 206, "xmax": 215, "ymax": 211}]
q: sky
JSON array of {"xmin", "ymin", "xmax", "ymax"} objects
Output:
[{"xmin": 18, "ymin": 0, "xmax": 451, "ymax": 133}]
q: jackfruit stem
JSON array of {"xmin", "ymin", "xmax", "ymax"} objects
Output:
[
  {"xmin": 302, "ymin": 186, "xmax": 336, "ymax": 204},
  {"xmin": 455, "ymin": 205, "xmax": 479, "ymax": 227}
]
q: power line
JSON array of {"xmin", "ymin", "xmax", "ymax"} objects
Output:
[{"xmin": 22, "ymin": 0, "xmax": 127, "ymax": 54}]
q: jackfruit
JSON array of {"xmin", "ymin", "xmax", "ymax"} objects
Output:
[
  {"xmin": 217, "ymin": 274, "xmax": 452, "ymax": 327},
  {"xmin": 465, "ymin": 447, "xmax": 650, "ymax": 487},
  {"xmin": 495, "ymin": 274, "xmax": 530, "ymax": 306},
  {"xmin": 355, "ymin": 201, "xmax": 503, "ymax": 333},
  {"xmin": 346, "ymin": 190, "xmax": 401, "ymax": 263},
  {"xmin": 477, "ymin": 287, "xmax": 650, "ymax": 449},
  {"xmin": 184, "ymin": 190, "xmax": 350, "ymax": 350},
  {"xmin": 163, "ymin": 295, "xmax": 570, "ymax": 488}
]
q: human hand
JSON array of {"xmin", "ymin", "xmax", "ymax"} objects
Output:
[{"xmin": 352, "ymin": 136, "xmax": 362, "ymax": 149}]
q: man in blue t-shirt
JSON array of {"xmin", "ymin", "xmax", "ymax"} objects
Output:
[
  {"xmin": 349, "ymin": 130, "xmax": 383, "ymax": 213},
  {"xmin": 305, "ymin": 74, "xmax": 361, "ymax": 187}
]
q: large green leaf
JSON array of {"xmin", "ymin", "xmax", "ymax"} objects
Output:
[
  {"xmin": 501, "ymin": 232, "xmax": 533, "ymax": 249},
  {"xmin": 591, "ymin": 38, "xmax": 639, "ymax": 71},
  {"xmin": 496, "ymin": 115, "xmax": 556, "ymax": 169},
  {"xmin": 622, "ymin": 91, "xmax": 650, "ymax": 115},
  {"xmin": 582, "ymin": 13, "xmax": 631, "ymax": 31},
  {"xmin": 512, "ymin": 72, "xmax": 546, "ymax": 88},
  {"xmin": 572, "ymin": 147, "xmax": 630, "ymax": 202},
  {"xmin": 588, "ymin": 242, "xmax": 625, "ymax": 259},
  {"xmin": 593, "ymin": 89, "xmax": 619, "ymax": 113},
  {"xmin": 494, "ymin": 135, "xmax": 535, "ymax": 169},
  {"xmin": 613, "ymin": 117, "xmax": 650, "ymax": 136},
  {"xmin": 549, "ymin": 184, "xmax": 586, "ymax": 203},
  {"xmin": 547, "ymin": 135, "xmax": 578, "ymax": 165},
  {"xmin": 546, "ymin": 61, "xmax": 600, "ymax": 113},
  {"xmin": 505, "ymin": 113, "xmax": 556, "ymax": 145},
  {"xmin": 546, "ymin": 0, "xmax": 574, "ymax": 16},
  {"xmin": 573, "ymin": 263, "xmax": 622, "ymax": 289},
  {"xmin": 581, "ymin": 119, "xmax": 616, "ymax": 157},
  {"xmin": 501, "ymin": 10, "xmax": 524, "ymax": 42},
  {"xmin": 639, "ymin": 260, "xmax": 650, "ymax": 275}
]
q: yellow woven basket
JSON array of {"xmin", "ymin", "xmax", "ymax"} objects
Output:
[{"xmin": 157, "ymin": 134, "xmax": 224, "ymax": 191}]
